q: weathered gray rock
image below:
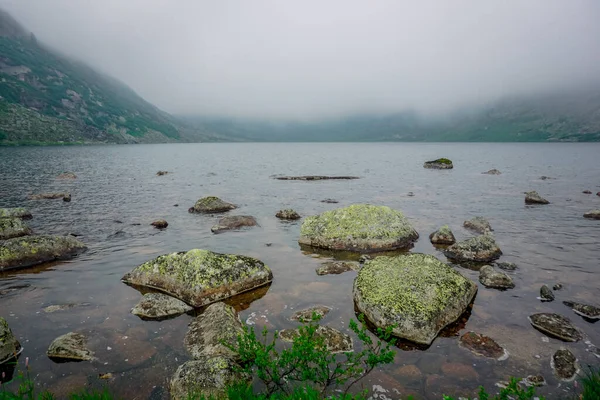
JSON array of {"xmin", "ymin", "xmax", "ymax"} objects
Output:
[
  {"xmin": 459, "ymin": 332, "xmax": 508, "ymax": 360},
  {"xmin": 275, "ymin": 175, "xmax": 359, "ymax": 181},
  {"xmin": 122, "ymin": 249, "xmax": 273, "ymax": 307},
  {"xmin": 47, "ymin": 332, "xmax": 93, "ymax": 361},
  {"xmin": 0, "ymin": 235, "xmax": 87, "ymax": 272},
  {"xmin": 429, "ymin": 225, "xmax": 456, "ymax": 245},
  {"xmin": 28, "ymin": 192, "xmax": 71, "ymax": 201},
  {"xmin": 463, "ymin": 217, "xmax": 493, "ymax": 234},
  {"xmin": 0, "ymin": 208, "xmax": 32, "ymax": 220},
  {"xmin": 170, "ymin": 356, "xmax": 247, "ymax": 400},
  {"xmin": 276, "ymin": 209, "xmax": 301, "ymax": 220},
  {"xmin": 423, "ymin": 158, "xmax": 453, "ymax": 169},
  {"xmin": 131, "ymin": 293, "xmax": 192, "ymax": 320},
  {"xmin": 188, "ymin": 196, "xmax": 236, "ymax": 214},
  {"xmin": 540, "ymin": 285, "xmax": 554, "ymax": 302},
  {"xmin": 522, "ymin": 375, "xmax": 546, "ymax": 387},
  {"xmin": 316, "ymin": 261, "xmax": 359, "ymax": 276},
  {"xmin": 444, "ymin": 235, "xmax": 502, "ymax": 263},
  {"xmin": 0, "ymin": 317, "xmax": 21, "ymax": 364},
  {"xmin": 211, "ymin": 215, "xmax": 258, "ymax": 233},
  {"xmin": 495, "ymin": 262, "xmax": 517, "ymax": 271},
  {"xmin": 279, "ymin": 326, "xmax": 353, "ymax": 353},
  {"xmin": 563, "ymin": 301, "xmax": 600, "ymax": 320},
  {"xmin": 290, "ymin": 306, "xmax": 331, "ymax": 322},
  {"xmin": 57, "ymin": 172, "xmax": 77, "ymax": 179},
  {"xmin": 0, "ymin": 218, "xmax": 32, "ymax": 240},
  {"xmin": 151, "ymin": 219, "xmax": 168, "ymax": 229},
  {"xmin": 583, "ymin": 210, "xmax": 600, "ymax": 220},
  {"xmin": 525, "ymin": 191, "xmax": 549, "ymax": 205},
  {"xmin": 528, "ymin": 313, "xmax": 583, "ymax": 342},
  {"xmin": 299, "ymin": 204, "xmax": 419, "ymax": 253},
  {"xmin": 479, "ymin": 266, "xmax": 514, "ymax": 289},
  {"xmin": 156, "ymin": 171, "xmax": 168, "ymax": 176},
  {"xmin": 353, "ymin": 254, "xmax": 477, "ymax": 345},
  {"xmin": 552, "ymin": 349, "xmax": 579, "ymax": 381},
  {"xmin": 482, "ymin": 169, "xmax": 501, "ymax": 175},
  {"xmin": 184, "ymin": 302, "xmax": 243, "ymax": 361}
]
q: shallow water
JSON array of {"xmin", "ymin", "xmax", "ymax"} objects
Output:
[{"xmin": 0, "ymin": 143, "xmax": 599, "ymax": 399}]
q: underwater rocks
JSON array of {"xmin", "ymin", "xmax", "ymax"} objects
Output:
[
  {"xmin": 211, "ymin": 215, "xmax": 258, "ymax": 233},
  {"xmin": 459, "ymin": 332, "xmax": 508, "ymax": 360},
  {"xmin": 0, "ymin": 217, "xmax": 32, "ymax": 240},
  {"xmin": 0, "ymin": 317, "xmax": 21, "ymax": 364},
  {"xmin": 528, "ymin": 313, "xmax": 583, "ymax": 342},
  {"xmin": 188, "ymin": 196, "xmax": 236, "ymax": 214},
  {"xmin": 275, "ymin": 209, "xmax": 301, "ymax": 220},
  {"xmin": 525, "ymin": 191, "xmax": 549, "ymax": 205},
  {"xmin": 443, "ymin": 235, "xmax": 502, "ymax": 263},
  {"xmin": 122, "ymin": 249, "xmax": 272, "ymax": 307},
  {"xmin": 479, "ymin": 266, "xmax": 514, "ymax": 290},
  {"xmin": 482, "ymin": 169, "xmax": 501, "ymax": 175},
  {"xmin": 463, "ymin": 217, "xmax": 493, "ymax": 234},
  {"xmin": 315, "ymin": 261, "xmax": 359, "ymax": 275},
  {"xmin": 540, "ymin": 285, "xmax": 555, "ymax": 302},
  {"xmin": 57, "ymin": 172, "xmax": 77, "ymax": 179},
  {"xmin": 0, "ymin": 235, "xmax": 87, "ymax": 272},
  {"xmin": 290, "ymin": 305, "xmax": 331, "ymax": 322},
  {"xmin": 552, "ymin": 349, "xmax": 579, "ymax": 381},
  {"xmin": 0, "ymin": 208, "xmax": 32, "ymax": 219},
  {"xmin": 353, "ymin": 253, "xmax": 477, "ymax": 345},
  {"xmin": 274, "ymin": 175, "xmax": 359, "ymax": 180},
  {"xmin": 321, "ymin": 198, "xmax": 339, "ymax": 204},
  {"xmin": 299, "ymin": 204, "xmax": 419, "ymax": 253},
  {"xmin": 429, "ymin": 225, "xmax": 456, "ymax": 245},
  {"xmin": 495, "ymin": 261, "xmax": 517, "ymax": 271},
  {"xmin": 131, "ymin": 293, "xmax": 192, "ymax": 320},
  {"xmin": 279, "ymin": 326, "xmax": 353, "ymax": 353},
  {"xmin": 47, "ymin": 332, "xmax": 94, "ymax": 361},
  {"xmin": 563, "ymin": 301, "xmax": 600, "ymax": 320},
  {"xmin": 583, "ymin": 210, "xmax": 600, "ymax": 220},
  {"xmin": 28, "ymin": 192, "xmax": 71, "ymax": 202},
  {"xmin": 151, "ymin": 219, "xmax": 168, "ymax": 229},
  {"xmin": 423, "ymin": 158, "xmax": 453, "ymax": 169}
]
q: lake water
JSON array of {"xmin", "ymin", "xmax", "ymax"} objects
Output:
[{"xmin": 1, "ymin": 143, "xmax": 599, "ymax": 399}]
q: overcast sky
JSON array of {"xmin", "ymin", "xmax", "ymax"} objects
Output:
[{"xmin": 1, "ymin": 0, "xmax": 599, "ymax": 119}]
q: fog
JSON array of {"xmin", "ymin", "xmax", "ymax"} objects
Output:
[{"xmin": 2, "ymin": 0, "xmax": 599, "ymax": 120}]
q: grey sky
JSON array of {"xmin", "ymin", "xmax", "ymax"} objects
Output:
[{"xmin": 2, "ymin": 0, "xmax": 599, "ymax": 119}]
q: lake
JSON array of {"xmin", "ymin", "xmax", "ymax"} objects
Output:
[{"xmin": 1, "ymin": 142, "xmax": 599, "ymax": 399}]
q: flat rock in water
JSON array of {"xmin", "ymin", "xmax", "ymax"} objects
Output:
[
  {"xmin": 525, "ymin": 191, "xmax": 549, "ymax": 205},
  {"xmin": 552, "ymin": 349, "xmax": 579, "ymax": 381},
  {"xmin": 0, "ymin": 217, "xmax": 32, "ymax": 240},
  {"xmin": 299, "ymin": 204, "xmax": 419, "ymax": 253},
  {"xmin": 0, "ymin": 317, "xmax": 21, "ymax": 364},
  {"xmin": 563, "ymin": 301, "xmax": 600, "ymax": 320},
  {"xmin": 156, "ymin": 171, "xmax": 168, "ymax": 176},
  {"xmin": 482, "ymin": 169, "xmax": 501, "ymax": 175},
  {"xmin": 423, "ymin": 158, "xmax": 453, "ymax": 169},
  {"xmin": 528, "ymin": 313, "xmax": 583, "ymax": 342},
  {"xmin": 540, "ymin": 285, "xmax": 554, "ymax": 302},
  {"xmin": 275, "ymin": 209, "xmax": 301, "ymax": 220},
  {"xmin": 274, "ymin": 175, "xmax": 359, "ymax": 180},
  {"xmin": 131, "ymin": 293, "xmax": 192, "ymax": 320},
  {"xmin": 583, "ymin": 190, "xmax": 592, "ymax": 194},
  {"xmin": 43, "ymin": 303, "xmax": 90, "ymax": 313},
  {"xmin": 463, "ymin": 217, "xmax": 493, "ymax": 234},
  {"xmin": 429, "ymin": 225, "xmax": 456, "ymax": 245},
  {"xmin": 188, "ymin": 196, "xmax": 236, "ymax": 214},
  {"xmin": 316, "ymin": 261, "xmax": 359, "ymax": 276},
  {"xmin": 321, "ymin": 199, "xmax": 339, "ymax": 204},
  {"xmin": 353, "ymin": 253, "xmax": 477, "ymax": 345},
  {"xmin": 170, "ymin": 356, "xmax": 247, "ymax": 400},
  {"xmin": 0, "ymin": 208, "xmax": 32, "ymax": 220},
  {"xmin": 151, "ymin": 219, "xmax": 168, "ymax": 229},
  {"xmin": 583, "ymin": 210, "xmax": 600, "ymax": 220},
  {"xmin": 28, "ymin": 192, "xmax": 71, "ymax": 201},
  {"xmin": 47, "ymin": 332, "xmax": 94, "ymax": 361},
  {"xmin": 495, "ymin": 262, "xmax": 517, "ymax": 271},
  {"xmin": 0, "ymin": 235, "xmax": 87, "ymax": 272},
  {"xmin": 522, "ymin": 375, "xmax": 546, "ymax": 387},
  {"xmin": 279, "ymin": 326, "xmax": 353, "ymax": 353},
  {"xmin": 122, "ymin": 249, "xmax": 273, "ymax": 307},
  {"xmin": 459, "ymin": 332, "xmax": 508, "ymax": 360},
  {"xmin": 57, "ymin": 172, "xmax": 77, "ymax": 179},
  {"xmin": 211, "ymin": 215, "xmax": 258, "ymax": 233},
  {"xmin": 444, "ymin": 235, "xmax": 502, "ymax": 263},
  {"xmin": 184, "ymin": 302, "xmax": 243, "ymax": 361},
  {"xmin": 290, "ymin": 305, "xmax": 331, "ymax": 322},
  {"xmin": 479, "ymin": 266, "xmax": 514, "ymax": 289}
]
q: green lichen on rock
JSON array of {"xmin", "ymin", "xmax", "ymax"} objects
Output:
[
  {"xmin": 353, "ymin": 253, "xmax": 477, "ymax": 345},
  {"xmin": 299, "ymin": 204, "xmax": 419, "ymax": 252},
  {"xmin": 444, "ymin": 234, "xmax": 502, "ymax": 263},
  {"xmin": 122, "ymin": 249, "xmax": 273, "ymax": 307},
  {"xmin": 0, "ymin": 217, "xmax": 32, "ymax": 240},
  {"xmin": 188, "ymin": 196, "xmax": 236, "ymax": 214},
  {"xmin": 429, "ymin": 225, "xmax": 456, "ymax": 245},
  {"xmin": 0, "ymin": 208, "xmax": 32, "ymax": 219},
  {"xmin": 1, "ymin": 317, "xmax": 22, "ymax": 364},
  {"xmin": 0, "ymin": 235, "xmax": 87, "ymax": 271},
  {"xmin": 424, "ymin": 158, "xmax": 454, "ymax": 169}
]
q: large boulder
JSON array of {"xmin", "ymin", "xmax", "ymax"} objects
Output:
[
  {"xmin": 0, "ymin": 208, "xmax": 32, "ymax": 220},
  {"xmin": 429, "ymin": 225, "xmax": 456, "ymax": 245},
  {"xmin": 188, "ymin": 196, "xmax": 236, "ymax": 214},
  {"xmin": 583, "ymin": 210, "xmax": 600, "ymax": 220},
  {"xmin": 463, "ymin": 217, "xmax": 492, "ymax": 234},
  {"xmin": 479, "ymin": 266, "xmax": 514, "ymax": 290},
  {"xmin": 299, "ymin": 204, "xmax": 419, "ymax": 253},
  {"xmin": 0, "ymin": 218, "xmax": 32, "ymax": 240},
  {"xmin": 211, "ymin": 216, "xmax": 258, "ymax": 233},
  {"xmin": 0, "ymin": 317, "xmax": 21, "ymax": 364},
  {"xmin": 0, "ymin": 235, "xmax": 87, "ymax": 272},
  {"xmin": 443, "ymin": 235, "xmax": 502, "ymax": 263},
  {"xmin": 47, "ymin": 332, "xmax": 94, "ymax": 361},
  {"xmin": 423, "ymin": 158, "xmax": 453, "ymax": 169},
  {"xmin": 353, "ymin": 254, "xmax": 477, "ymax": 345},
  {"xmin": 122, "ymin": 249, "xmax": 273, "ymax": 307},
  {"xmin": 184, "ymin": 302, "xmax": 243, "ymax": 361},
  {"xmin": 131, "ymin": 293, "xmax": 192, "ymax": 320},
  {"xmin": 525, "ymin": 191, "xmax": 549, "ymax": 205}
]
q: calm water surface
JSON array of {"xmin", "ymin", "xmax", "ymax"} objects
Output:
[{"xmin": 0, "ymin": 143, "xmax": 599, "ymax": 399}]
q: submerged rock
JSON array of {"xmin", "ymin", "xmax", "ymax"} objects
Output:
[
  {"xmin": 274, "ymin": 175, "xmax": 359, "ymax": 180},
  {"xmin": 423, "ymin": 158, "xmax": 453, "ymax": 169},
  {"xmin": 0, "ymin": 317, "xmax": 21, "ymax": 364},
  {"xmin": 43, "ymin": 303, "xmax": 90, "ymax": 313},
  {"xmin": 540, "ymin": 176, "xmax": 554, "ymax": 180},
  {"xmin": 290, "ymin": 305, "xmax": 331, "ymax": 322},
  {"xmin": 540, "ymin": 285, "xmax": 555, "ymax": 302},
  {"xmin": 552, "ymin": 349, "xmax": 579, "ymax": 381},
  {"xmin": 122, "ymin": 249, "xmax": 273, "ymax": 307},
  {"xmin": 184, "ymin": 302, "xmax": 243, "ymax": 361},
  {"xmin": 0, "ymin": 218, "xmax": 32, "ymax": 240},
  {"xmin": 0, "ymin": 235, "xmax": 87, "ymax": 272},
  {"xmin": 563, "ymin": 301, "xmax": 600, "ymax": 320},
  {"xmin": 188, "ymin": 196, "xmax": 236, "ymax": 214},
  {"xmin": 156, "ymin": 171, "xmax": 169, "ymax": 176},
  {"xmin": 211, "ymin": 215, "xmax": 258, "ymax": 233},
  {"xmin": 528, "ymin": 313, "xmax": 583, "ymax": 342},
  {"xmin": 495, "ymin": 262, "xmax": 517, "ymax": 271},
  {"xmin": 275, "ymin": 209, "xmax": 301, "ymax": 220},
  {"xmin": 151, "ymin": 219, "xmax": 168, "ymax": 229},
  {"xmin": 321, "ymin": 198, "xmax": 339, "ymax": 204},
  {"xmin": 299, "ymin": 204, "xmax": 419, "ymax": 253},
  {"xmin": 0, "ymin": 208, "xmax": 32, "ymax": 220},
  {"xmin": 463, "ymin": 217, "xmax": 493, "ymax": 234},
  {"xmin": 47, "ymin": 332, "xmax": 93, "ymax": 361},
  {"xmin": 459, "ymin": 332, "xmax": 508, "ymax": 360},
  {"xmin": 28, "ymin": 192, "xmax": 71, "ymax": 201},
  {"xmin": 131, "ymin": 293, "xmax": 192, "ymax": 320},
  {"xmin": 429, "ymin": 225, "xmax": 456, "ymax": 245},
  {"xmin": 444, "ymin": 235, "xmax": 502, "ymax": 263},
  {"xmin": 525, "ymin": 191, "xmax": 549, "ymax": 205},
  {"xmin": 479, "ymin": 266, "xmax": 514, "ymax": 289},
  {"xmin": 482, "ymin": 169, "xmax": 501, "ymax": 175},
  {"xmin": 57, "ymin": 172, "xmax": 77, "ymax": 179},
  {"xmin": 583, "ymin": 210, "xmax": 600, "ymax": 220},
  {"xmin": 583, "ymin": 190, "xmax": 592, "ymax": 194},
  {"xmin": 279, "ymin": 326, "xmax": 353, "ymax": 353},
  {"xmin": 353, "ymin": 253, "xmax": 477, "ymax": 345},
  {"xmin": 170, "ymin": 356, "xmax": 246, "ymax": 400},
  {"xmin": 316, "ymin": 261, "xmax": 359, "ymax": 276}
]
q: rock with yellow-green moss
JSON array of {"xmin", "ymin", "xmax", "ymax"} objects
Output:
[
  {"xmin": 1, "ymin": 317, "xmax": 22, "ymax": 364},
  {"xmin": 424, "ymin": 158, "xmax": 453, "ymax": 169},
  {"xmin": 121, "ymin": 249, "xmax": 273, "ymax": 307},
  {"xmin": 353, "ymin": 253, "xmax": 477, "ymax": 345},
  {"xmin": 0, "ymin": 235, "xmax": 87, "ymax": 272},
  {"xmin": 299, "ymin": 204, "xmax": 419, "ymax": 252},
  {"xmin": 0, "ymin": 218, "xmax": 32, "ymax": 240},
  {"xmin": 0, "ymin": 208, "xmax": 32, "ymax": 220},
  {"xmin": 188, "ymin": 196, "xmax": 236, "ymax": 214}
]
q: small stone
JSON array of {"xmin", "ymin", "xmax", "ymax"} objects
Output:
[
  {"xmin": 582, "ymin": 190, "xmax": 592, "ymax": 194},
  {"xmin": 131, "ymin": 293, "xmax": 192, "ymax": 320},
  {"xmin": 429, "ymin": 225, "xmax": 456, "ymax": 245},
  {"xmin": 290, "ymin": 305, "xmax": 331, "ymax": 322},
  {"xmin": 540, "ymin": 285, "xmax": 554, "ymax": 302},
  {"xmin": 583, "ymin": 210, "xmax": 600, "ymax": 220},
  {"xmin": 275, "ymin": 209, "xmax": 301, "ymax": 220},
  {"xmin": 316, "ymin": 261, "xmax": 359, "ymax": 275},
  {"xmin": 279, "ymin": 326, "xmax": 353, "ymax": 353},
  {"xmin": 479, "ymin": 265, "xmax": 514, "ymax": 290},
  {"xmin": 407, "ymin": 192, "xmax": 415, "ymax": 197},
  {"xmin": 525, "ymin": 191, "xmax": 549, "ymax": 205},
  {"xmin": 47, "ymin": 332, "xmax": 94, "ymax": 361},
  {"xmin": 528, "ymin": 313, "xmax": 583, "ymax": 342},
  {"xmin": 522, "ymin": 375, "xmax": 546, "ymax": 387},
  {"xmin": 482, "ymin": 169, "xmax": 501, "ymax": 175},
  {"xmin": 151, "ymin": 219, "xmax": 168, "ymax": 229},
  {"xmin": 458, "ymin": 331, "xmax": 508, "ymax": 360},
  {"xmin": 495, "ymin": 262, "xmax": 517, "ymax": 271},
  {"xmin": 563, "ymin": 301, "xmax": 600, "ymax": 320},
  {"xmin": 29, "ymin": 192, "xmax": 71, "ymax": 201},
  {"xmin": 211, "ymin": 215, "xmax": 258, "ymax": 233},
  {"xmin": 156, "ymin": 171, "xmax": 168, "ymax": 176},
  {"xmin": 63, "ymin": 194, "xmax": 71, "ymax": 202},
  {"xmin": 463, "ymin": 217, "xmax": 493, "ymax": 234},
  {"xmin": 553, "ymin": 283, "xmax": 563, "ymax": 291},
  {"xmin": 552, "ymin": 348, "xmax": 579, "ymax": 381}
]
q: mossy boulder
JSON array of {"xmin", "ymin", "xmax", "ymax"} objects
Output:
[
  {"xmin": 299, "ymin": 204, "xmax": 419, "ymax": 253},
  {"xmin": 0, "ymin": 208, "xmax": 32, "ymax": 220},
  {"xmin": 0, "ymin": 317, "xmax": 21, "ymax": 364},
  {"xmin": 211, "ymin": 215, "xmax": 258, "ymax": 234},
  {"xmin": 424, "ymin": 158, "xmax": 453, "ymax": 169},
  {"xmin": 122, "ymin": 249, "xmax": 273, "ymax": 307},
  {"xmin": 188, "ymin": 196, "xmax": 236, "ymax": 214},
  {"xmin": 0, "ymin": 218, "xmax": 32, "ymax": 240},
  {"xmin": 131, "ymin": 293, "xmax": 192, "ymax": 320},
  {"xmin": 0, "ymin": 235, "xmax": 87, "ymax": 272},
  {"xmin": 429, "ymin": 225, "xmax": 456, "ymax": 245},
  {"xmin": 443, "ymin": 235, "xmax": 502, "ymax": 263},
  {"xmin": 47, "ymin": 332, "xmax": 94, "ymax": 361},
  {"xmin": 276, "ymin": 209, "xmax": 301, "ymax": 220},
  {"xmin": 353, "ymin": 254, "xmax": 477, "ymax": 345}
]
